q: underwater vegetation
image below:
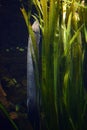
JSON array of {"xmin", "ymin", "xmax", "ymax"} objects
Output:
[
  {"xmin": 0, "ymin": 102, "xmax": 18, "ymax": 130},
  {"xmin": 21, "ymin": 0, "xmax": 87, "ymax": 130}
]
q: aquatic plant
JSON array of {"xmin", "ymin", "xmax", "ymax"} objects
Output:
[
  {"xmin": 0, "ymin": 102, "xmax": 18, "ymax": 130},
  {"xmin": 21, "ymin": 0, "xmax": 87, "ymax": 130}
]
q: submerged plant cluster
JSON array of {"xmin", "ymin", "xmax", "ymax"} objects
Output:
[{"xmin": 22, "ymin": 0, "xmax": 87, "ymax": 130}]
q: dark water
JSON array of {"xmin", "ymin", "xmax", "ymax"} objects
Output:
[
  {"xmin": 0, "ymin": 0, "xmax": 29, "ymax": 82},
  {"xmin": 0, "ymin": 0, "xmax": 28, "ymax": 49}
]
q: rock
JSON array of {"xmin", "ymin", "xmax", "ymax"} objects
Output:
[{"xmin": 0, "ymin": 83, "xmax": 7, "ymax": 97}]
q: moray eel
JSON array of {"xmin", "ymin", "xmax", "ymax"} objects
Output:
[{"xmin": 27, "ymin": 21, "xmax": 41, "ymax": 130}]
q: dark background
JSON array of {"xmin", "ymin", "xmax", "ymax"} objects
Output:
[{"xmin": 0, "ymin": 0, "xmax": 28, "ymax": 49}]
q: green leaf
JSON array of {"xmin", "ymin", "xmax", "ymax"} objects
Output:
[
  {"xmin": 0, "ymin": 103, "xmax": 18, "ymax": 130},
  {"xmin": 69, "ymin": 24, "xmax": 84, "ymax": 45},
  {"xmin": 84, "ymin": 25, "xmax": 87, "ymax": 42}
]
